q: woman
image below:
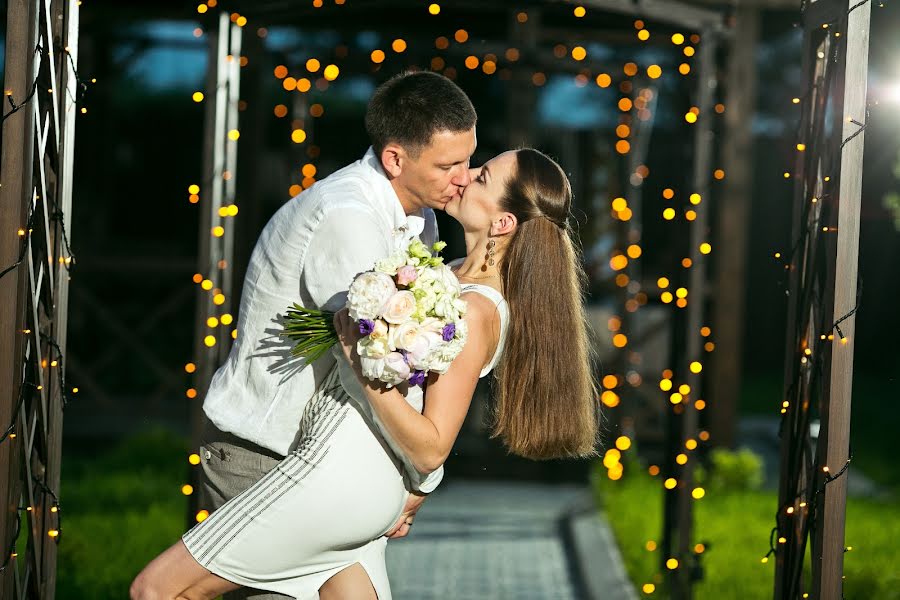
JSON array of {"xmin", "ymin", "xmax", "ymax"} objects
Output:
[{"xmin": 130, "ymin": 148, "xmax": 598, "ymax": 600}]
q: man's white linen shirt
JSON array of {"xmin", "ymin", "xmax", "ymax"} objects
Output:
[{"xmin": 202, "ymin": 148, "xmax": 444, "ymax": 492}]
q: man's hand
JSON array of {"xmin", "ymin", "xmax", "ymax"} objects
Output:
[{"xmin": 384, "ymin": 491, "xmax": 427, "ymax": 539}]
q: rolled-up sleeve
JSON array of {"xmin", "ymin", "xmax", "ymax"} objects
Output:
[{"xmin": 304, "ymin": 207, "xmax": 392, "ymax": 312}]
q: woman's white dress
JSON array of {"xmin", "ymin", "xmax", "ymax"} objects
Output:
[{"xmin": 181, "ymin": 283, "xmax": 508, "ymax": 599}]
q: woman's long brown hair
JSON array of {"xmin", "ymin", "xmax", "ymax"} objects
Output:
[{"xmin": 491, "ymin": 148, "xmax": 599, "ymax": 459}]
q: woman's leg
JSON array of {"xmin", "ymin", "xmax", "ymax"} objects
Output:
[
  {"xmin": 130, "ymin": 540, "xmax": 240, "ymax": 600},
  {"xmin": 319, "ymin": 563, "xmax": 378, "ymax": 600}
]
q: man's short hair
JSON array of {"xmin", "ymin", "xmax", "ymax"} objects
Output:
[{"xmin": 365, "ymin": 71, "xmax": 477, "ymax": 158}]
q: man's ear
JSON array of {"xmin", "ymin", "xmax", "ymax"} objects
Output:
[
  {"xmin": 491, "ymin": 212, "xmax": 518, "ymax": 237},
  {"xmin": 380, "ymin": 144, "xmax": 405, "ymax": 178}
]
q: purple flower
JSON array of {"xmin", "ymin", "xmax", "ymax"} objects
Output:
[
  {"xmin": 441, "ymin": 322, "xmax": 456, "ymax": 342},
  {"xmin": 358, "ymin": 319, "xmax": 375, "ymax": 336},
  {"xmin": 409, "ymin": 370, "xmax": 426, "ymax": 386}
]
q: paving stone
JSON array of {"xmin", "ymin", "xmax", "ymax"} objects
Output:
[{"xmin": 385, "ymin": 480, "xmax": 631, "ymax": 600}]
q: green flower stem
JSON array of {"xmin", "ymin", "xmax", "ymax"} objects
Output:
[{"xmin": 281, "ymin": 305, "xmax": 338, "ymax": 364}]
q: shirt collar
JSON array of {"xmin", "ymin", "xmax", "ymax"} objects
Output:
[{"xmin": 362, "ymin": 147, "xmax": 426, "ymax": 239}]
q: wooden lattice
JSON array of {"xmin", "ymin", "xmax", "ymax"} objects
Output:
[
  {"xmin": 0, "ymin": 0, "xmax": 80, "ymax": 598},
  {"xmin": 774, "ymin": 0, "xmax": 869, "ymax": 597}
]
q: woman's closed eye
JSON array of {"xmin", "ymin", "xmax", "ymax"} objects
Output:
[{"xmin": 474, "ymin": 169, "xmax": 486, "ymax": 184}]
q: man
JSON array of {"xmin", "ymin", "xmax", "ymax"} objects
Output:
[{"xmin": 197, "ymin": 71, "xmax": 476, "ymax": 600}]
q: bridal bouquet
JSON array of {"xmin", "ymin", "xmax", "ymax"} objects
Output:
[{"xmin": 283, "ymin": 239, "xmax": 468, "ymax": 387}]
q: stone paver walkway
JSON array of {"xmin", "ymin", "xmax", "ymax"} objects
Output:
[{"xmin": 385, "ymin": 480, "xmax": 635, "ymax": 600}]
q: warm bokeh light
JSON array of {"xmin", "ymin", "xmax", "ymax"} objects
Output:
[
  {"xmin": 610, "ymin": 254, "xmax": 629, "ymax": 271},
  {"xmin": 596, "ymin": 73, "xmax": 611, "ymax": 88},
  {"xmin": 601, "ymin": 390, "xmax": 620, "ymax": 407},
  {"xmin": 323, "ymin": 64, "xmax": 340, "ymax": 80},
  {"xmin": 371, "ymin": 49, "xmax": 386, "ymax": 63}
]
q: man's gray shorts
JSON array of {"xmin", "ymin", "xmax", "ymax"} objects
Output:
[{"xmin": 197, "ymin": 416, "xmax": 292, "ymax": 600}]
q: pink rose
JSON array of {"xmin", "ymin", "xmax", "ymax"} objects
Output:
[
  {"xmin": 384, "ymin": 351, "xmax": 411, "ymax": 380},
  {"xmin": 381, "ymin": 290, "xmax": 417, "ymax": 324},
  {"xmin": 396, "ymin": 265, "xmax": 418, "ymax": 286}
]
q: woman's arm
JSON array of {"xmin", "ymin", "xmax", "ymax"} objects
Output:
[{"xmin": 334, "ymin": 292, "xmax": 497, "ymax": 474}]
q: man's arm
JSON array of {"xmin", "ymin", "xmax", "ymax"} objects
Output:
[
  {"xmin": 304, "ymin": 207, "xmax": 392, "ymax": 311},
  {"xmin": 306, "ymin": 206, "xmax": 445, "ymax": 494}
]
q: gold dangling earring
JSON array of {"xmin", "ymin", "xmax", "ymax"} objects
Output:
[{"xmin": 482, "ymin": 239, "xmax": 496, "ymax": 272}]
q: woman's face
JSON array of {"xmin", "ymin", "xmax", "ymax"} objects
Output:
[{"xmin": 445, "ymin": 151, "xmax": 517, "ymax": 234}]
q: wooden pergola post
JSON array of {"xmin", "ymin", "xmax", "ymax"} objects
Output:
[
  {"xmin": 188, "ymin": 10, "xmax": 243, "ymax": 521},
  {"xmin": 811, "ymin": 0, "xmax": 869, "ymax": 595}
]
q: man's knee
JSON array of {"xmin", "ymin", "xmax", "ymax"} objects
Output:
[{"xmin": 130, "ymin": 570, "xmax": 165, "ymax": 600}]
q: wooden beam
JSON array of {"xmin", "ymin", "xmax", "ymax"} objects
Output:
[
  {"xmin": 0, "ymin": 0, "xmax": 38, "ymax": 593},
  {"xmin": 708, "ymin": 7, "xmax": 759, "ymax": 449},
  {"xmin": 812, "ymin": 0, "xmax": 870, "ymax": 595}
]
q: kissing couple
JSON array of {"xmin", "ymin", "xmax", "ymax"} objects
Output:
[{"xmin": 132, "ymin": 71, "xmax": 599, "ymax": 600}]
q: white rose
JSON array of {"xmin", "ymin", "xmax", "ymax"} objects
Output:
[
  {"xmin": 369, "ymin": 319, "xmax": 389, "ymax": 340},
  {"xmin": 381, "ymin": 290, "xmax": 417, "ymax": 324},
  {"xmin": 348, "ymin": 272, "xmax": 397, "ymax": 321},
  {"xmin": 389, "ymin": 321, "xmax": 422, "ymax": 351},
  {"xmin": 357, "ymin": 335, "xmax": 389, "ymax": 359}
]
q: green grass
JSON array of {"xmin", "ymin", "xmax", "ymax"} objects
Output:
[
  {"xmin": 741, "ymin": 370, "xmax": 900, "ymax": 492},
  {"xmin": 593, "ymin": 465, "xmax": 900, "ymax": 599},
  {"xmin": 56, "ymin": 430, "xmax": 189, "ymax": 598}
]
